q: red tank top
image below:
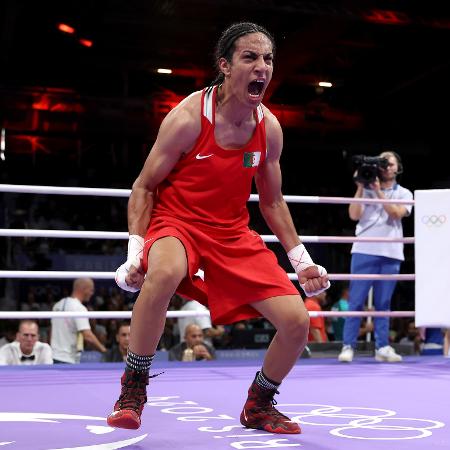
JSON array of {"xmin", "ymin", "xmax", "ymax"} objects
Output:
[{"xmin": 152, "ymin": 85, "xmax": 267, "ymax": 233}]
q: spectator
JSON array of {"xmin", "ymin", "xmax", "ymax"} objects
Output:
[
  {"xmin": 103, "ymin": 322, "xmax": 131, "ymax": 363},
  {"xmin": 0, "ymin": 320, "xmax": 53, "ymax": 365},
  {"xmin": 398, "ymin": 320, "xmax": 422, "ymax": 355},
  {"xmin": 331, "ymin": 286, "xmax": 349, "ymax": 341},
  {"xmin": 0, "ymin": 324, "xmax": 16, "ymax": 348},
  {"xmin": 304, "ymin": 292, "xmax": 328, "ymax": 343},
  {"xmin": 338, "ymin": 151, "xmax": 413, "ymax": 363},
  {"xmin": 177, "ymin": 298, "xmax": 225, "ymax": 347},
  {"xmin": 20, "ymin": 292, "xmax": 40, "ymax": 312},
  {"xmin": 51, "ymin": 278, "xmax": 107, "ymax": 363},
  {"xmin": 169, "ymin": 324, "xmax": 215, "ymax": 361}
]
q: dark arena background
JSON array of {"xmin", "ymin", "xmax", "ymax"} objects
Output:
[{"xmin": 0, "ymin": 1, "xmax": 449, "ymax": 449}]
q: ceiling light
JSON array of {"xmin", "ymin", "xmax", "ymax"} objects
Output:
[
  {"xmin": 318, "ymin": 82, "xmax": 333, "ymax": 88},
  {"xmin": 79, "ymin": 39, "xmax": 93, "ymax": 48},
  {"xmin": 157, "ymin": 68, "xmax": 173, "ymax": 74},
  {"xmin": 58, "ymin": 23, "xmax": 75, "ymax": 34}
]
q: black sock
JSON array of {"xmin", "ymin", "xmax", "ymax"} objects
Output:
[
  {"xmin": 255, "ymin": 370, "xmax": 281, "ymax": 391},
  {"xmin": 126, "ymin": 350, "xmax": 154, "ymax": 372}
]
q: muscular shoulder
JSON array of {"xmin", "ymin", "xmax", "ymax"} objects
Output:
[
  {"xmin": 159, "ymin": 90, "xmax": 202, "ymax": 152},
  {"xmin": 261, "ymin": 105, "xmax": 282, "ymax": 160},
  {"xmin": 173, "ymin": 90, "xmax": 202, "ymax": 120}
]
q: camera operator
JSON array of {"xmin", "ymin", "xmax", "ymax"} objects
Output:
[{"xmin": 338, "ymin": 151, "xmax": 413, "ymax": 363}]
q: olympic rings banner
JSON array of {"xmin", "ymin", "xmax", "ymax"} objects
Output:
[{"xmin": 415, "ymin": 189, "xmax": 450, "ymax": 327}]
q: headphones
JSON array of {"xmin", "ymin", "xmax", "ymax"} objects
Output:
[{"xmin": 381, "ymin": 150, "xmax": 403, "ymax": 175}]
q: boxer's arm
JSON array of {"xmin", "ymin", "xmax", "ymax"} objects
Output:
[
  {"xmin": 117, "ymin": 93, "xmax": 201, "ymax": 292},
  {"xmin": 256, "ymin": 109, "xmax": 329, "ymax": 296},
  {"xmin": 255, "ymin": 110, "xmax": 300, "ymax": 253},
  {"xmin": 128, "ymin": 95, "xmax": 201, "ymax": 236}
]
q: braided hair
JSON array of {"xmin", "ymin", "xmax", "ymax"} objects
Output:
[{"xmin": 211, "ymin": 22, "xmax": 275, "ymax": 86}]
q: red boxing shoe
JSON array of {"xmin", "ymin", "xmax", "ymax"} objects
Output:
[
  {"xmin": 240, "ymin": 374, "xmax": 301, "ymax": 434},
  {"xmin": 107, "ymin": 368, "xmax": 149, "ymax": 430}
]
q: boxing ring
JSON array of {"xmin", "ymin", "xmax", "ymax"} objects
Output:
[
  {"xmin": 1, "ymin": 357, "xmax": 449, "ymax": 450},
  {"xmin": 1, "ymin": 184, "xmax": 449, "ymax": 450}
]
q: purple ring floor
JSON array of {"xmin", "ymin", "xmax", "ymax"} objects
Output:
[{"xmin": 1, "ymin": 355, "xmax": 449, "ymax": 449}]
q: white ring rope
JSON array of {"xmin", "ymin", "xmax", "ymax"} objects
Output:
[
  {"xmin": 248, "ymin": 194, "xmax": 415, "ymax": 206},
  {"xmin": 0, "ymin": 184, "xmax": 417, "ymax": 326},
  {"xmin": 0, "ymin": 271, "xmax": 415, "ymax": 281},
  {"xmin": 0, "ymin": 229, "xmax": 127, "ymax": 240},
  {"xmin": 0, "ymin": 182, "xmax": 416, "ymax": 321},
  {"xmin": 0, "ymin": 271, "xmax": 116, "ymax": 280},
  {"xmin": 0, "ymin": 229, "xmax": 414, "ymax": 244},
  {"xmin": 0, "ymin": 311, "xmax": 415, "ymax": 320},
  {"xmin": 0, "ymin": 311, "xmax": 206, "ymax": 319},
  {"xmin": 0, "ymin": 184, "xmax": 414, "ymax": 205},
  {"xmin": 0, "ymin": 184, "xmax": 130, "ymax": 198}
]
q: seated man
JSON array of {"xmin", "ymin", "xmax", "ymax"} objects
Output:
[
  {"xmin": 0, "ymin": 320, "xmax": 53, "ymax": 365},
  {"xmin": 177, "ymin": 298, "xmax": 225, "ymax": 347},
  {"xmin": 169, "ymin": 323, "xmax": 215, "ymax": 361},
  {"xmin": 103, "ymin": 322, "xmax": 131, "ymax": 363}
]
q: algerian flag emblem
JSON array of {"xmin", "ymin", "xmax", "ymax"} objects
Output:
[{"xmin": 243, "ymin": 151, "xmax": 261, "ymax": 168}]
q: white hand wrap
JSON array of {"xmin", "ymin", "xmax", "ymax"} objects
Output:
[
  {"xmin": 287, "ymin": 243, "xmax": 315, "ymax": 273},
  {"xmin": 115, "ymin": 235, "xmax": 144, "ymax": 293},
  {"xmin": 287, "ymin": 244, "xmax": 331, "ymax": 297}
]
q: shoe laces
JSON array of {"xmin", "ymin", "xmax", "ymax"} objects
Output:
[
  {"xmin": 118, "ymin": 371, "xmax": 163, "ymax": 411},
  {"xmin": 257, "ymin": 392, "xmax": 292, "ymax": 422},
  {"xmin": 253, "ymin": 388, "xmax": 280, "ymax": 410},
  {"xmin": 264, "ymin": 389, "xmax": 279, "ymax": 406}
]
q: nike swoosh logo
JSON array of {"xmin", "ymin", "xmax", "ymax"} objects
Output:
[{"xmin": 196, "ymin": 153, "xmax": 213, "ymax": 160}]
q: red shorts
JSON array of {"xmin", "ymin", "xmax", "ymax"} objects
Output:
[{"xmin": 142, "ymin": 216, "xmax": 299, "ymax": 325}]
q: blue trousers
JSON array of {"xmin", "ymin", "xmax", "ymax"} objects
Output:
[{"xmin": 343, "ymin": 253, "xmax": 401, "ymax": 349}]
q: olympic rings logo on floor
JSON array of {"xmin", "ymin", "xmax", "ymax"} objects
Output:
[
  {"xmin": 278, "ymin": 403, "xmax": 445, "ymax": 440},
  {"xmin": 421, "ymin": 215, "xmax": 446, "ymax": 226}
]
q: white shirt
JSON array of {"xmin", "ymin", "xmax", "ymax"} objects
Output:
[
  {"xmin": 177, "ymin": 300, "xmax": 212, "ymax": 345},
  {"xmin": 51, "ymin": 297, "xmax": 91, "ymax": 363},
  {"xmin": 351, "ymin": 184, "xmax": 413, "ymax": 261},
  {"xmin": 0, "ymin": 341, "xmax": 53, "ymax": 365}
]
